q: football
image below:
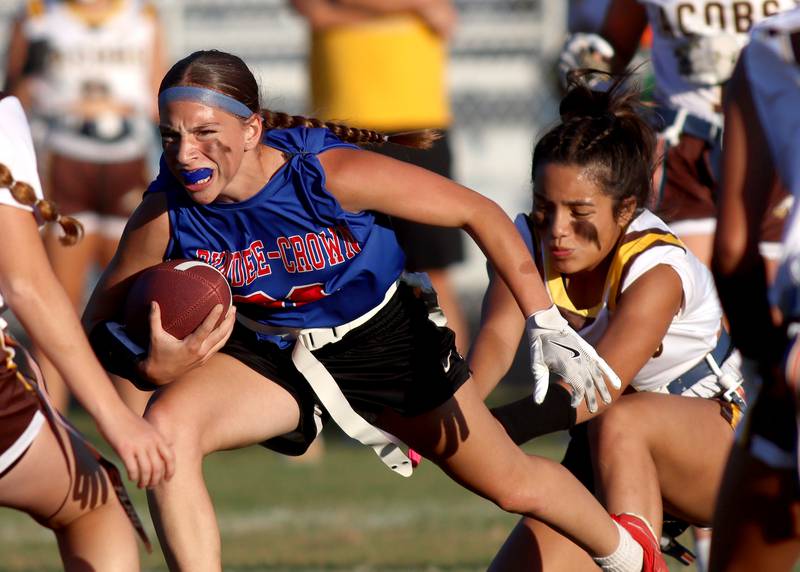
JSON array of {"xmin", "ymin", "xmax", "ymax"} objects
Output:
[{"xmin": 124, "ymin": 259, "xmax": 232, "ymax": 345}]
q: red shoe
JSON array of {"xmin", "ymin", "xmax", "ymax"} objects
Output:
[{"xmin": 611, "ymin": 513, "xmax": 669, "ymax": 572}]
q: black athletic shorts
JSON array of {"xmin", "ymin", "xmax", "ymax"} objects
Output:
[
  {"xmin": 371, "ymin": 132, "xmax": 465, "ymax": 271},
  {"xmin": 219, "ymin": 283, "xmax": 471, "ymax": 456}
]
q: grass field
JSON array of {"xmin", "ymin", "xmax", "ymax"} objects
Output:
[{"xmin": 0, "ymin": 411, "xmax": 701, "ymax": 572}]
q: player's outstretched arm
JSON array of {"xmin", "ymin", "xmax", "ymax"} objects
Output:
[
  {"xmin": 320, "ymin": 146, "xmax": 620, "ymax": 406},
  {"xmin": 0, "ymin": 204, "xmax": 174, "ymax": 489}
]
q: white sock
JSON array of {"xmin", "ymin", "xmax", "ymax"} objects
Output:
[
  {"xmin": 694, "ymin": 530, "xmax": 711, "ymax": 572},
  {"xmin": 593, "ymin": 521, "xmax": 644, "ymax": 572}
]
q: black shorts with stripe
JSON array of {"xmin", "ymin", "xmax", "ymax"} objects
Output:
[{"xmin": 220, "ymin": 283, "xmax": 471, "ymax": 456}]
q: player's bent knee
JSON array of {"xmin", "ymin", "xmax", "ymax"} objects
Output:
[
  {"xmin": 485, "ymin": 466, "xmax": 549, "ymax": 516},
  {"xmin": 589, "ymin": 398, "xmax": 646, "ymax": 447},
  {"xmin": 493, "ymin": 487, "xmax": 545, "ymax": 516},
  {"xmin": 144, "ymin": 401, "xmax": 201, "ymax": 456}
]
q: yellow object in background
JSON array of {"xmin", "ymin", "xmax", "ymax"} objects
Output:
[{"xmin": 310, "ymin": 16, "xmax": 451, "ymax": 131}]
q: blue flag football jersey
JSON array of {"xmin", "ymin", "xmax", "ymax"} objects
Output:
[{"xmin": 146, "ymin": 126, "xmax": 406, "ymax": 347}]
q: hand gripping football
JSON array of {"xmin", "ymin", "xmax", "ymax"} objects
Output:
[{"xmin": 124, "ymin": 259, "xmax": 232, "ymax": 345}]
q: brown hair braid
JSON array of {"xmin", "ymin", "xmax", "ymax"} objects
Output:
[
  {"xmin": 260, "ymin": 110, "xmax": 440, "ymax": 149},
  {"xmin": 0, "ymin": 163, "xmax": 83, "ymax": 245},
  {"xmin": 159, "ymin": 50, "xmax": 439, "ymax": 150}
]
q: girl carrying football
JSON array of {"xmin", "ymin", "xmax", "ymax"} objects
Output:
[{"xmin": 81, "ymin": 49, "xmax": 657, "ymax": 572}]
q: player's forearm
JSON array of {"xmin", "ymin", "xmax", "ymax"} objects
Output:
[
  {"xmin": 464, "ymin": 202, "xmax": 552, "ymax": 317},
  {"xmin": 468, "ymin": 275, "xmax": 527, "ymax": 400},
  {"xmin": 468, "ymin": 326, "xmax": 519, "ymax": 400}
]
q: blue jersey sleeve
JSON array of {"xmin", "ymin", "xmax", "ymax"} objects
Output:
[{"xmin": 267, "ymin": 127, "xmax": 368, "ymax": 234}]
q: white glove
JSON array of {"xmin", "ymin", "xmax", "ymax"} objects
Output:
[
  {"xmin": 526, "ymin": 305, "xmax": 621, "ymax": 413},
  {"xmin": 558, "ymin": 32, "xmax": 615, "ymax": 89}
]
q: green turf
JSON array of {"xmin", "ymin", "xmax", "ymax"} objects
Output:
[{"xmin": 0, "ymin": 411, "xmax": 721, "ymax": 571}]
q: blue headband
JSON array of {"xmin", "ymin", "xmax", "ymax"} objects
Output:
[{"xmin": 158, "ymin": 86, "xmax": 254, "ymax": 118}]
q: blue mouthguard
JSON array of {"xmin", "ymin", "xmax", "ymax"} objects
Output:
[
  {"xmin": 182, "ymin": 168, "xmax": 213, "ymax": 184},
  {"xmin": 158, "ymin": 86, "xmax": 254, "ymax": 118}
]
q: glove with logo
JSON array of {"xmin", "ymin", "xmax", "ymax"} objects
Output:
[{"xmin": 526, "ymin": 305, "xmax": 621, "ymax": 413}]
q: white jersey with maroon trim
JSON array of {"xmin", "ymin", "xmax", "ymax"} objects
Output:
[
  {"xmin": 566, "ymin": 211, "xmax": 723, "ymax": 392},
  {"xmin": 643, "ymin": 0, "xmax": 796, "ymax": 126},
  {"xmin": 518, "ymin": 209, "xmax": 725, "ymax": 393},
  {"xmin": 0, "ymin": 95, "xmax": 45, "ymax": 328},
  {"xmin": 746, "ymin": 9, "xmax": 800, "ymax": 316},
  {"xmin": 22, "ymin": 0, "xmax": 157, "ymax": 162}
]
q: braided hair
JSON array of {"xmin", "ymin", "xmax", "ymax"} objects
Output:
[
  {"xmin": 532, "ymin": 71, "xmax": 656, "ymax": 217},
  {"xmin": 159, "ymin": 50, "xmax": 439, "ymax": 150},
  {"xmin": 0, "ymin": 163, "xmax": 83, "ymax": 245}
]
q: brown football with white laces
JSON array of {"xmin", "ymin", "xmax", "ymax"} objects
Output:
[{"xmin": 124, "ymin": 259, "xmax": 232, "ymax": 345}]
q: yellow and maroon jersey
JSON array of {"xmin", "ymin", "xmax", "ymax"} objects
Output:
[{"xmin": 516, "ymin": 209, "xmax": 724, "ymax": 392}]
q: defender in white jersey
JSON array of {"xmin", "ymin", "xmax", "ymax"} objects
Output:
[
  {"xmin": 474, "ymin": 75, "xmax": 746, "ymax": 572},
  {"xmin": 711, "ymin": 9, "xmax": 800, "ymax": 571},
  {"xmin": 0, "ymin": 92, "xmax": 174, "ymax": 572},
  {"xmin": 593, "ymin": 0, "xmax": 796, "ymax": 267},
  {"xmin": 4, "ymin": 0, "xmax": 165, "ymax": 412}
]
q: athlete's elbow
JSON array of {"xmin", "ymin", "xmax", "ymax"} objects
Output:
[{"xmin": 462, "ymin": 197, "xmax": 507, "ymax": 235}]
